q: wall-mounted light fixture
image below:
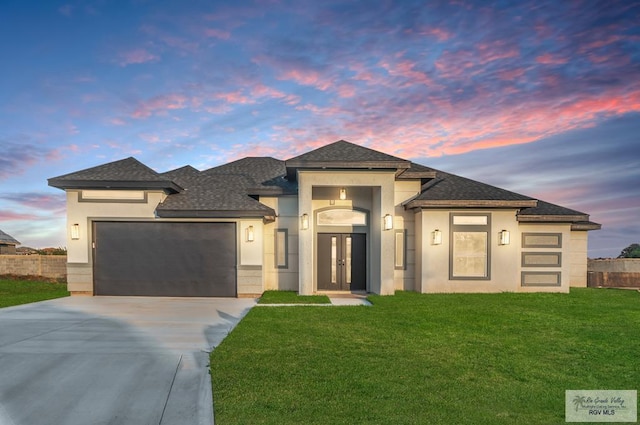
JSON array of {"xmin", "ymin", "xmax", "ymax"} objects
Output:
[
  {"xmin": 499, "ymin": 229, "xmax": 510, "ymax": 245},
  {"xmin": 432, "ymin": 229, "xmax": 442, "ymax": 245},
  {"xmin": 383, "ymin": 214, "xmax": 393, "ymax": 230},
  {"xmin": 71, "ymin": 223, "xmax": 80, "ymax": 240},
  {"xmin": 246, "ymin": 225, "xmax": 255, "ymax": 242},
  {"xmin": 301, "ymin": 213, "xmax": 309, "ymax": 230},
  {"xmin": 339, "ymin": 188, "xmax": 347, "ymax": 200}
]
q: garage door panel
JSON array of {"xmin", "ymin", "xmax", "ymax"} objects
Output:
[{"xmin": 94, "ymin": 222, "xmax": 236, "ymax": 297}]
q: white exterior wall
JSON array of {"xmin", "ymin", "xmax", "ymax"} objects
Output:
[
  {"xmin": 394, "ymin": 180, "xmax": 421, "ymax": 291},
  {"xmin": 65, "ymin": 189, "xmax": 264, "ymax": 296},
  {"xmin": 413, "ymin": 209, "xmax": 572, "ymax": 293},
  {"xmin": 237, "ymin": 219, "xmax": 264, "ymax": 296},
  {"xmin": 569, "ymin": 231, "xmax": 588, "ymax": 287},
  {"xmin": 517, "ymin": 223, "xmax": 572, "ymax": 293},
  {"xmin": 297, "ymin": 170, "xmax": 396, "ymax": 295},
  {"xmin": 261, "ymin": 196, "xmax": 299, "ymax": 291},
  {"xmin": 66, "ymin": 190, "xmax": 164, "ymax": 294}
]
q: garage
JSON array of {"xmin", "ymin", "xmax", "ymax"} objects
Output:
[{"xmin": 93, "ymin": 222, "xmax": 236, "ymax": 297}]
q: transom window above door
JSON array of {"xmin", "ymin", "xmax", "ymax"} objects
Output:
[{"xmin": 317, "ymin": 209, "xmax": 367, "ymax": 226}]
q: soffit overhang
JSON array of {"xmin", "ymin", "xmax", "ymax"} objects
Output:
[
  {"xmin": 47, "ymin": 179, "xmax": 183, "ymax": 193},
  {"xmin": 285, "ymin": 161, "xmax": 411, "ymax": 180},
  {"xmin": 404, "ymin": 199, "xmax": 539, "ymax": 209}
]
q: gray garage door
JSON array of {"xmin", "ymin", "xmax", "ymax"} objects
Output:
[{"xmin": 93, "ymin": 222, "xmax": 236, "ymax": 297}]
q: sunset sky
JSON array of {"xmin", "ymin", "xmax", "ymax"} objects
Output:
[{"xmin": 1, "ymin": 0, "xmax": 638, "ymax": 257}]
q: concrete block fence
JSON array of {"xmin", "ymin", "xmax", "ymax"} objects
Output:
[
  {"xmin": 587, "ymin": 259, "xmax": 640, "ymax": 288},
  {"xmin": 0, "ymin": 255, "xmax": 67, "ymax": 279}
]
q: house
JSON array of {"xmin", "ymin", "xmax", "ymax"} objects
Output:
[
  {"xmin": 48, "ymin": 140, "xmax": 600, "ymax": 297},
  {"xmin": 0, "ymin": 229, "xmax": 20, "ymax": 255}
]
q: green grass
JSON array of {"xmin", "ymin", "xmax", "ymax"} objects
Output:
[
  {"xmin": 211, "ymin": 289, "xmax": 640, "ymax": 425},
  {"xmin": 258, "ymin": 290, "xmax": 331, "ymax": 304},
  {"xmin": 0, "ymin": 277, "xmax": 69, "ymax": 308}
]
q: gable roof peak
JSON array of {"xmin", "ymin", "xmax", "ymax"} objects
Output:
[
  {"xmin": 48, "ymin": 156, "xmax": 183, "ymax": 193},
  {"xmin": 285, "ymin": 140, "xmax": 410, "ymax": 179}
]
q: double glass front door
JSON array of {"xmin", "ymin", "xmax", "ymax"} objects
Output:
[{"xmin": 317, "ymin": 233, "xmax": 366, "ymax": 291}]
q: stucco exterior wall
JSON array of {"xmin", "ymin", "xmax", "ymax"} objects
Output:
[
  {"xmin": 516, "ymin": 223, "xmax": 572, "ymax": 293},
  {"xmin": 413, "ymin": 210, "xmax": 572, "ymax": 293},
  {"xmin": 394, "ymin": 180, "xmax": 421, "ymax": 291},
  {"xmin": 297, "ymin": 170, "xmax": 396, "ymax": 295},
  {"xmin": 65, "ymin": 189, "xmax": 264, "ymax": 296},
  {"xmin": 65, "ymin": 190, "xmax": 165, "ymax": 294},
  {"xmin": 261, "ymin": 196, "xmax": 299, "ymax": 291},
  {"xmin": 569, "ymin": 231, "xmax": 588, "ymax": 287}
]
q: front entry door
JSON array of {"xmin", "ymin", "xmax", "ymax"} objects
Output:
[{"xmin": 317, "ymin": 233, "xmax": 366, "ymax": 291}]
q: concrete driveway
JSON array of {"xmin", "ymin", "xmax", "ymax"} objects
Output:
[{"xmin": 0, "ymin": 296, "xmax": 256, "ymax": 425}]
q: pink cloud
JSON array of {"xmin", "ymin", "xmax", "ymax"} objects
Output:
[
  {"xmin": 416, "ymin": 27, "xmax": 452, "ymax": 41},
  {"xmin": 380, "ymin": 59, "xmax": 436, "ymax": 87},
  {"xmin": 214, "ymin": 91, "xmax": 254, "ymax": 105},
  {"xmin": 536, "ymin": 53, "xmax": 568, "ymax": 65},
  {"xmin": 253, "ymin": 81, "xmax": 640, "ymax": 163},
  {"xmin": 0, "ymin": 211, "xmax": 41, "ymax": 222},
  {"xmin": 1, "ymin": 193, "xmax": 66, "ymax": 210},
  {"xmin": 117, "ymin": 49, "xmax": 160, "ymax": 67},
  {"xmin": 279, "ymin": 68, "xmax": 333, "ymax": 91},
  {"xmin": 496, "ymin": 67, "xmax": 526, "ymax": 81},
  {"xmin": 435, "ymin": 42, "xmax": 520, "ymax": 79},
  {"xmin": 251, "ymin": 84, "xmax": 301, "ymax": 104},
  {"xmin": 131, "ymin": 93, "xmax": 189, "ymax": 118}
]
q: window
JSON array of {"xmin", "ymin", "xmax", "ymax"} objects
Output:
[
  {"xmin": 316, "ymin": 208, "xmax": 367, "ymax": 226},
  {"xmin": 450, "ymin": 213, "xmax": 491, "ymax": 280},
  {"xmin": 275, "ymin": 229, "xmax": 288, "ymax": 268}
]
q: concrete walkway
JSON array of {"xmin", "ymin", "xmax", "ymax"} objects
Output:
[
  {"xmin": 0, "ymin": 296, "xmax": 255, "ymax": 425},
  {"xmin": 257, "ymin": 293, "xmax": 372, "ymax": 307}
]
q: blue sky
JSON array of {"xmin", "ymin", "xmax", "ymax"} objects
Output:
[{"xmin": 1, "ymin": 0, "xmax": 638, "ymax": 257}]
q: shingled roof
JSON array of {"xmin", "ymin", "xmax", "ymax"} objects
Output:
[
  {"xmin": 0, "ymin": 229, "xmax": 20, "ymax": 246},
  {"xmin": 47, "ymin": 140, "xmax": 600, "ymax": 227},
  {"xmin": 518, "ymin": 200, "xmax": 601, "ymax": 229},
  {"xmin": 285, "ymin": 140, "xmax": 410, "ymax": 179},
  {"xmin": 48, "ymin": 157, "xmax": 183, "ymax": 193},
  {"xmin": 203, "ymin": 157, "xmax": 296, "ymax": 195},
  {"xmin": 156, "ymin": 173, "xmax": 276, "ymax": 218},
  {"xmin": 403, "ymin": 169, "xmax": 538, "ymax": 209}
]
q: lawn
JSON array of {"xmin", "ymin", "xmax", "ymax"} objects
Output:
[
  {"xmin": 210, "ymin": 289, "xmax": 640, "ymax": 425},
  {"xmin": 0, "ymin": 277, "xmax": 69, "ymax": 308}
]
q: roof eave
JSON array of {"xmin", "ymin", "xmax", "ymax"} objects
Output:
[
  {"xmin": 397, "ymin": 171, "xmax": 437, "ymax": 180},
  {"xmin": 571, "ymin": 222, "xmax": 602, "ymax": 231},
  {"xmin": 247, "ymin": 187, "xmax": 298, "ymax": 196},
  {"xmin": 285, "ymin": 160, "xmax": 411, "ymax": 180},
  {"xmin": 155, "ymin": 208, "xmax": 276, "ymax": 219},
  {"xmin": 517, "ymin": 214, "xmax": 590, "ymax": 223},
  {"xmin": 286, "ymin": 160, "xmax": 411, "ymax": 169},
  {"xmin": 48, "ymin": 179, "xmax": 183, "ymax": 193},
  {"xmin": 404, "ymin": 199, "xmax": 538, "ymax": 209}
]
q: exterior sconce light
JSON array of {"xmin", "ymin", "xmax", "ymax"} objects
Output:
[
  {"xmin": 383, "ymin": 214, "xmax": 393, "ymax": 230},
  {"xmin": 499, "ymin": 230, "xmax": 510, "ymax": 245},
  {"xmin": 339, "ymin": 188, "xmax": 347, "ymax": 200},
  {"xmin": 301, "ymin": 214, "xmax": 309, "ymax": 230},
  {"xmin": 71, "ymin": 223, "xmax": 80, "ymax": 240},
  {"xmin": 432, "ymin": 229, "xmax": 442, "ymax": 245},
  {"xmin": 246, "ymin": 225, "xmax": 255, "ymax": 242}
]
